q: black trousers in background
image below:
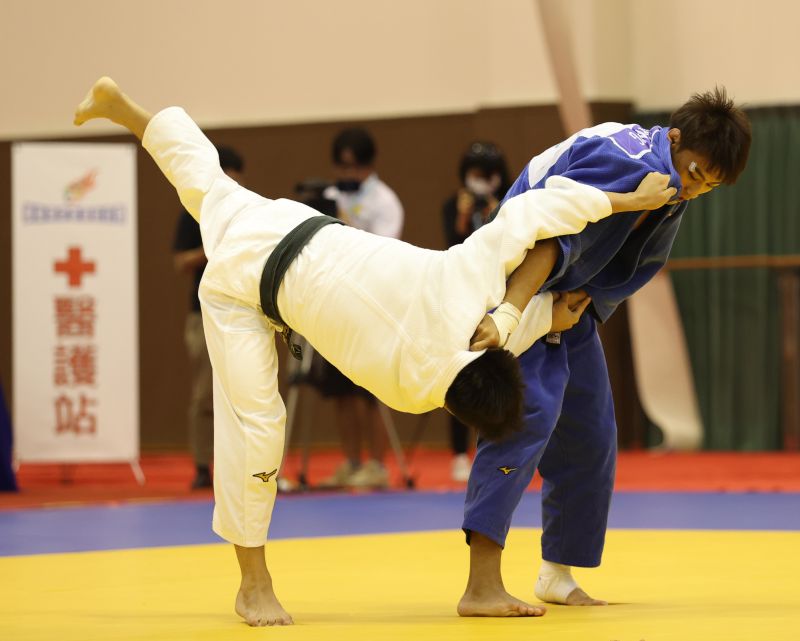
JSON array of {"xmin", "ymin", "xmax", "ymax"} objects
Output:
[{"xmin": 450, "ymin": 416, "xmax": 471, "ymax": 455}]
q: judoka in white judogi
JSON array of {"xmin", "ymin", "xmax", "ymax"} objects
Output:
[{"xmin": 142, "ymin": 107, "xmax": 617, "ymax": 545}]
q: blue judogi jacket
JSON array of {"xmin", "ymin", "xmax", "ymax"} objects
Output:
[{"xmin": 503, "ymin": 122, "xmax": 689, "ymax": 322}]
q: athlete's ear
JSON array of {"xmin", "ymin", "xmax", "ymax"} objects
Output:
[{"xmin": 667, "ymin": 128, "xmax": 682, "ymax": 147}]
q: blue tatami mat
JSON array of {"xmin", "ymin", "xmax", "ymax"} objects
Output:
[{"xmin": 1, "ymin": 490, "xmax": 799, "ymax": 556}]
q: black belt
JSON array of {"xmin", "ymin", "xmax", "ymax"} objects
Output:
[{"xmin": 259, "ymin": 215, "xmax": 343, "ymax": 359}]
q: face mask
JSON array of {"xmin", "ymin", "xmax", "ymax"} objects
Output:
[
  {"xmin": 465, "ymin": 174, "xmax": 501, "ymax": 197},
  {"xmin": 336, "ymin": 179, "xmax": 362, "ymax": 193}
]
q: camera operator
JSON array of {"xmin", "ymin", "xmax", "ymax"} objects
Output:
[
  {"xmin": 315, "ymin": 128, "xmax": 404, "ymax": 489},
  {"xmin": 442, "ymin": 141, "xmax": 510, "ymax": 246},
  {"xmin": 441, "ymin": 141, "xmax": 510, "ymax": 481}
]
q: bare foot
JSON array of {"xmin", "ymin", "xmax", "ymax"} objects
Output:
[
  {"xmin": 233, "ymin": 544, "xmax": 293, "ymax": 626},
  {"xmin": 235, "ymin": 583, "xmax": 294, "ymax": 626},
  {"xmin": 459, "ymin": 531, "xmax": 545, "ymax": 617},
  {"xmin": 73, "ymin": 76, "xmax": 151, "ymax": 140},
  {"xmin": 565, "ymin": 587, "xmax": 608, "ymax": 606},
  {"xmin": 458, "ymin": 587, "xmax": 546, "ymax": 617},
  {"xmin": 74, "ymin": 76, "xmax": 122, "ymax": 126}
]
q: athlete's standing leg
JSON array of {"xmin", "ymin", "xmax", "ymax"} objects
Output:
[
  {"xmin": 534, "ymin": 314, "xmax": 615, "ymax": 606},
  {"xmin": 200, "ymin": 287, "xmax": 291, "ymax": 625},
  {"xmin": 458, "ymin": 340, "xmax": 568, "ymax": 616}
]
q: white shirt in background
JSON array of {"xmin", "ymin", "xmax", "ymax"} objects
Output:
[{"xmin": 326, "ymin": 173, "xmax": 404, "ymax": 239}]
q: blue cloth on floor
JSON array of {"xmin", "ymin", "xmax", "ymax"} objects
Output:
[{"xmin": 0, "ymin": 378, "xmax": 18, "ymax": 492}]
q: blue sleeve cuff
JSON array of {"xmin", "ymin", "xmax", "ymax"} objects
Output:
[
  {"xmin": 582, "ymin": 285, "xmax": 618, "ymax": 323},
  {"xmin": 543, "ymin": 236, "xmax": 576, "ymax": 290}
]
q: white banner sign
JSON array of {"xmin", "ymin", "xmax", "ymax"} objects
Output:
[{"xmin": 12, "ymin": 143, "xmax": 139, "ymax": 463}]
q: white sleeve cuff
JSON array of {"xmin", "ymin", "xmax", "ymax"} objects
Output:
[{"xmin": 505, "ymin": 292, "xmax": 554, "ymax": 356}]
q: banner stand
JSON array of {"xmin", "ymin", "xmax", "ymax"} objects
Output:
[
  {"xmin": 11, "ymin": 458, "xmax": 147, "ymax": 487},
  {"xmin": 130, "ymin": 460, "xmax": 145, "ymax": 485},
  {"xmin": 12, "ymin": 458, "xmax": 146, "ymax": 486}
]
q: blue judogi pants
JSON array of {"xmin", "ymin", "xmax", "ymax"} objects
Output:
[{"xmin": 462, "ymin": 313, "xmax": 616, "ymax": 567}]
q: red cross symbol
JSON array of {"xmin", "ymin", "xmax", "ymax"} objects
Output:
[{"xmin": 54, "ymin": 247, "xmax": 96, "ymax": 288}]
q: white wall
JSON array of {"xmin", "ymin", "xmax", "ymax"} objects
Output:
[
  {"xmin": 0, "ymin": 0, "xmax": 798, "ymax": 140},
  {"xmin": 0, "ymin": 0, "xmax": 554, "ymax": 139},
  {"xmin": 631, "ymin": 0, "xmax": 800, "ymax": 111}
]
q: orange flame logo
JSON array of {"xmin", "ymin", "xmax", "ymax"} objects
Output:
[{"xmin": 64, "ymin": 169, "xmax": 98, "ymax": 203}]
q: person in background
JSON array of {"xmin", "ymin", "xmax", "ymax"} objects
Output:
[
  {"xmin": 320, "ymin": 127, "xmax": 405, "ymax": 489},
  {"xmin": 441, "ymin": 141, "xmax": 510, "ymax": 482},
  {"xmin": 0, "ymin": 377, "xmax": 17, "ymax": 492},
  {"xmin": 172, "ymin": 145, "xmax": 244, "ymax": 489}
]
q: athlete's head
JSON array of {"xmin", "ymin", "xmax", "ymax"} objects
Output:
[
  {"xmin": 445, "ymin": 349, "xmax": 523, "ymax": 442},
  {"xmin": 667, "ymin": 86, "xmax": 751, "ymax": 201},
  {"xmin": 216, "ymin": 144, "xmax": 244, "ymax": 183},
  {"xmin": 331, "ymin": 127, "xmax": 376, "ymax": 192}
]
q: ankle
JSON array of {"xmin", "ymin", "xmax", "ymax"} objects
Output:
[
  {"xmin": 464, "ymin": 577, "xmax": 505, "ymax": 597},
  {"xmin": 466, "ymin": 532, "xmax": 505, "ymax": 588},
  {"xmin": 539, "ymin": 560, "xmax": 572, "ymax": 577},
  {"xmin": 240, "ymin": 570, "xmax": 271, "ymax": 590}
]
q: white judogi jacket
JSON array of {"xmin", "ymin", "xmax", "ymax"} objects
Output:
[
  {"xmin": 144, "ymin": 108, "xmax": 612, "ymax": 415},
  {"xmin": 278, "ymin": 180, "xmax": 610, "ymax": 414}
]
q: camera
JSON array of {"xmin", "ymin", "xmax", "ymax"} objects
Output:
[
  {"xmin": 471, "ymin": 193, "xmax": 489, "ymax": 211},
  {"xmin": 294, "ymin": 178, "xmax": 338, "ymax": 218}
]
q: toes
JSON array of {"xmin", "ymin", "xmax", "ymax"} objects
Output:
[
  {"xmin": 518, "ymin": 603, "xmax": 546, "ymax": 617},
  {"xmin": 73, "ymin": 105, "xmax": 89, "ymax": 126},
  {"xmin": 265, "ymin": 615, "xmax": 293, "ymax": 626},
  {"xmin": 244, "ymin": 613, "xmax": 293, "ymax": 626}
]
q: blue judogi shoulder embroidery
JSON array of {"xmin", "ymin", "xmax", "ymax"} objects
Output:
[{"xmin": 502, "ymin": 123, "xmax": 689, "ymax": 321}]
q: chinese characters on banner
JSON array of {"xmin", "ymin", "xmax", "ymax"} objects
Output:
[
  {"xmin": 12, "ymin": 143, "xmax": 139, "ymax": 463},
  {"xmin": 53, "ymin": 250, "xmax": 97, "ymax": 436}
]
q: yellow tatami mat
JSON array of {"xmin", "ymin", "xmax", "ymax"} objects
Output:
[{"xmin": 1, "ymin": 528, "xmax": 799, "ymax": 641}]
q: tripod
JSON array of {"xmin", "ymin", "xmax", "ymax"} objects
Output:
[{"xmin": 279, "ymin": 336, "xmax": 416, "ymax": 490}]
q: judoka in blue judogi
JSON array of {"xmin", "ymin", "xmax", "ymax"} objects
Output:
[{"xmin": 459, "ymin": 91, "xmax": 751, "ymax": 615}]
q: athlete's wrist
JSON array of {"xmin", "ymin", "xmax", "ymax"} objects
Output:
[{"xmin": 489, "ymin": 302, "xmax": 522, "ymax": 347}]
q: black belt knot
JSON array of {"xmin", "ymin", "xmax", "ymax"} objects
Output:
[{"xmin": 259, "ymin": 215, "xmax": 343, "ymax": 359}]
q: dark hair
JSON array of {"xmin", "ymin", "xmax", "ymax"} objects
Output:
[
  {"xmin": 669, "ymin": 87, "xmax": 751, "ymax": 184},
  {"xmin": 332, "ymin": 127, "xmax": 376, "ymax": 167},
  {"xmin": 445, "ymin": 349, "xmax": 523, "ymax": 442},
  {"xmin": 458, "ymin": 141, "xmax": 510, "ymax": 195},
  {"xmin": 216, "ymin": 145, "xmax": 244, "ymax": 173}
]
